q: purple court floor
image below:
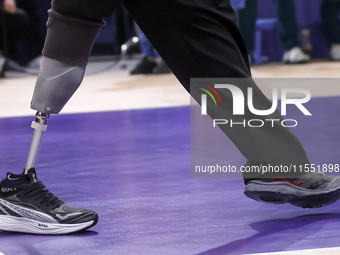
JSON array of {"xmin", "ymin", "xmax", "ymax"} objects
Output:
[{"xmin": 0, "ymin": 96, "xmax": 340, "ymax": 255}]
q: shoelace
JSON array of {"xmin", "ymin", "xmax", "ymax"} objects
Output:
[{"xmin": 26, "ymin": 181, "xmax": 63, "ymax": 209}]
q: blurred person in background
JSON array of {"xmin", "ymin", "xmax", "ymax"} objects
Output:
[
  {"xmin": 321, "ymin": 0, "xmax": 340, "ymax": 61},
  {"xmin": 130, "ymin": 25, "xmax": 171, "ymax": 75},
  {"xmin": 0, "ymin": 0, "xmax": 28, "ymax": 77},
  {"xmin": 16, "ymin": 0, "xmax": 44, "ymax": 69},
  {"xmin": 0, "ymin": 0, "xmax": 44, "ymax": 76},
  {"xmin": 237, "ymin": 0, "xmax": 310, "ymax": 64}
]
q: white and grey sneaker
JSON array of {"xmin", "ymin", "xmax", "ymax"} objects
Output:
[
  {"xmin": 330, "ymin": 44, "xmax": 340, "ymax": 61},
  {"xmin": 0, "ymin": 168, "xmax": 98, "ymax": 234},
  {"xmin": 245, "ymin": 172, "xmax": 340, "ymax": 208},
  {"xmin": 283, "ymin": 47, "xmax": 310, "ymax": 64}
]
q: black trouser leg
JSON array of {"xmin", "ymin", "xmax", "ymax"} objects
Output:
[
  {"xmin": 43, "ymin": 0, "xmax": 118, "ymax": 66},
  {"xmin": 123, "ymin": 0, "xmax": 310, "ymax": 179},
  {"xmin": 123, "ymin": 0, "xmax": 251, "ymax": 88}
]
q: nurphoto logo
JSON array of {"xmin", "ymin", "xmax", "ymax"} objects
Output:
[{"xmin": 198, "ymin": 83, "xmax": 312, "ymax": 128}]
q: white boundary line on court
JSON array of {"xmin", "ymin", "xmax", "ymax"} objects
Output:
[{"xmin": 245, "ymin": 247, "xmax": 340, "ymax": 255}]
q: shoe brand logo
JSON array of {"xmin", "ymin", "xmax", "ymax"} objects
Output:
[
  {"xmin": 38, "ymin": 223, "xmax": 48, "ymax": 228},
  {"xmin": 55, "ymin": 212, "xmax": 82, "ymax": 220},
  {"xmin": 7, "ymin": 174, "xmax": 22, "ymax": 181},
  {"xmin": 1, "ymin": 187, "xmax": 16, "ymax": 193}
]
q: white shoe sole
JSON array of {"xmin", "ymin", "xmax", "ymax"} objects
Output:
[
  {"xmin": 0, "ymin": 215, "xmax": 94, "ymax": 234},
  {"xmin": 245, "ymin": 180, "xmax": 340, "ymax": 208}
]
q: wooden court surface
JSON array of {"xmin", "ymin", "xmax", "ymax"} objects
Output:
[{"xmin": 0, "ymin": 60, "xmax": 340, "ymax": 118}]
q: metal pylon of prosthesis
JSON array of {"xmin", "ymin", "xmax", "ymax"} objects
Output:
[{"xmin": 24, "ymin": 112, "xmax": 49, "ymax": 174}]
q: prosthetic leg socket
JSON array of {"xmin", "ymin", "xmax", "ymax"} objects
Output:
[{"xmin": 31, "ymin": 57, "xmax": 86, "ymax": 114}]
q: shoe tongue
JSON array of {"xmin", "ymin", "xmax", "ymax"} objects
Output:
[{"xmin": 6, "ymin": 168, "xmax": 39, "ymax": 183}]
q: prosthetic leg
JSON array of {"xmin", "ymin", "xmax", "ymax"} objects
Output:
[
  {"xmin": 1, "ymin": 58, "xmax": 98, "ymax": 235},
  {"xmin": 22, "ymin": 3, "xmax": 104, "ymax": 173},
  {"xmin": 23, "ymin": 57, "xmax": 86, "ymax": 174},
  {"xmin": 0, "ymin": 2, "xmax": 111, "ymax": 235}
]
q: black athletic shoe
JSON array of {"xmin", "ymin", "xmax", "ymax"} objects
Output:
[
  {"xmin": 244, "ymin": 172, "xmax": 340, "ymax": 208},
  {"xmin": 130, "ymin": 56, "xmax": 157, "ymax": 75},
  {"xmin": 0, "ymin": 168, "xmax": 98, "ymax": 234}
]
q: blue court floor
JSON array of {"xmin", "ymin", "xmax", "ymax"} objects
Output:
[{"xmin": 0, "ymin": 99, "xmax": 340, "ymax": 254}]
